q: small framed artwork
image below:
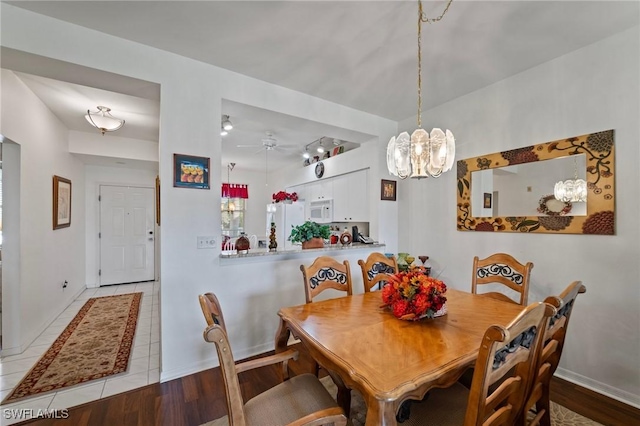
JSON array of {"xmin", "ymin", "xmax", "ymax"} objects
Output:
[
  {"xmin": 173, "ymin": 154, "xmax": 210, "ymax": 189},
  {"xmin": 53, "ymin": 175, "xmax": 72, "ymax": 229},
  {"xmin": 381, "ymin": 179, "xmax": 397, "ymax": 201},
  {"xmin": 483, "ymin": 192, "xmax": 492, "ymax": 209}
]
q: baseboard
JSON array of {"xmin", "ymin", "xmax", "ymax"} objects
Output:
[
  {"xmin": 555, "ymin": 367, "xmax": 640, "ymax": 409},
  {"xmin": 160, "ymin": 341, "xmax": 274, "ymax": 383}
]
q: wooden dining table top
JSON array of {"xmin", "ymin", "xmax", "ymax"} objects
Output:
[{"xmin": 275, "ymin": 288, "xmax": 525, "ymax": 426}]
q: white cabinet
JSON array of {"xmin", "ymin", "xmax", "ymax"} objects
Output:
[
  {"xmin": 306, "ymin": 180, "xmax": 332, "ymax": 201},
  {"xmin": 332, "ymin": 170, "xmax": 369, "ymax": 222}
]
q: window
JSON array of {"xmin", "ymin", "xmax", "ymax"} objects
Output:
[{"xmin": 221, "ymin": 197, "xmax": 245, "ymax": 237}]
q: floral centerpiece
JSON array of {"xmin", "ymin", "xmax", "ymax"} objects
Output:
[
  {"xmin": 272, "ymin": 191, "xmax": 298, "ymax": 203},
  {"xmin": 382, "ymin": 268, "xmax": 447, "ymax": 321}
]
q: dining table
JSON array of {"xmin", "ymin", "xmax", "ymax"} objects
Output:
[{"xmin": 275, "ymin": 288, "xmax": 525, "ymax": 426}]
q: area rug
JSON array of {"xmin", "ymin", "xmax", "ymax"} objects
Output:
[
  {"xmin": 2, "ymin": 292, "xmax": 142, "ymax": 404},
  {"xmin": 319, "ymin": 376, "xmax": 603, "ymax": 426}
]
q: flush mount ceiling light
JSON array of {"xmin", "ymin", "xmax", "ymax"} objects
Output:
[
  {"xmin": 387, "ymin": 0, "xmax": 455, "ymax": 179},
  {"xmin": 554, "ymin": 156, "xmax": 587, "ymax": 202},
  {"xmin": 85, "ymin": 106, "xmax": 125, "ymax": 135}
]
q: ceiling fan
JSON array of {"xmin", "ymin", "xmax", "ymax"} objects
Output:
[{"xmin": 237, "ymin": 131, "xmax": 298, "ymax": 154}]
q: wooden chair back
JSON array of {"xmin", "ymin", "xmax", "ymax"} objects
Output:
[
  {"xmin": 358, "ymin": 252, "xmax": 398, "ymax": 292},
  {"xmin": 464, "ymin": 301, "xmax": 555, "ymax": 426},
  {"xmin": 523, "ymin": 281, "xmax": 586, "ymax": 426},
  {"xmin": 472, "ymin": 253, "xmax": 534, "ymax": 305},
  {"xmin": 203, "ymin": 324, "xmax": 247, "ymax": 425},
  {"xmin": 300, "ymin": 256, "xmax": 353, "ymax": 303},
  {"xmin": 199, "ymin": 292, "xmax": 227, "ymax": 330}
]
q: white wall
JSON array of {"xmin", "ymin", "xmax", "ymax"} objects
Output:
[
  {"xmin": 84, "ymin": 164, "xmax": 159, "ymax": 287},
  {"xmin": 398, "ymin": 26, "xmax": 640, "ymax": 406},
  {"xmin": 0, "ymin": 3, "xmax": 398, "ymax": 381},
  {"xmin": 0, "ymin": 69, "xmax": 86, "ymax": 354},
  {"xmin": 69, "ymin": 131, "xmax": 158, "ymax": 162}
]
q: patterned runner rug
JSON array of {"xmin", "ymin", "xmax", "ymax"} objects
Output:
[{"xmin": 2, "ymin": 292, "xmax": 142, "ymax": 404}]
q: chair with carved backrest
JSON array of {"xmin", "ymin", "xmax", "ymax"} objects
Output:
[
  {"xmin": 199, "ymin": 292, "xmax": 347, "ymax": 426},
  {"xmin": 300, "ymin": 256, "xmax": 353, "ymax": 303},
  {"xmin": 472, "ymin": 253, "xmax": 534, "ymax": 306},
  {"xmin": 408, "ymin": 301, "xmax": 555, "ymax": 426},
  {"xmin": 299, "ymin": 256, "xmax": 354, "ymax": 416},
  {"xmin": 521, "ymin": 281, "xmax": 586, "ymax": 426},
  {"xmin": 358, "ymin": 252, "xmax": 398, "ymax": 293}
]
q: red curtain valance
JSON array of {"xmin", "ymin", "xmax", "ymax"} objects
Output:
[{"xmin": 222, "ymin": 183, "xmax": 249, "ymax": 199}]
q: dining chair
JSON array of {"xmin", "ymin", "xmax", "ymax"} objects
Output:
[
  {"xmin": 300, "ymin": 256, "xmax": 353, "ymax": 303},
  {"xmin": 358, "ymin": 252, "xmax": 398, "ymax": 292},
  {"xmin": 406, "ymin": 301, "xmax": 555, "ymax": 426},
  {"xmin": 199, "ymin": 293, "xmax": 348, "ymax": 426},
  {"xmin": 521, "ymin": 281, "xmax": 586, "ymax": 426},
  {"xmin": 472, "ymin": 253, "xmax": 534, "ymax": 305}
]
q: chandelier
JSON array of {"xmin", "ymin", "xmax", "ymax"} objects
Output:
[
  {"xmin": 554, "ymin": 156, "xmax": 587, "ymax": 202},
  {"xmin": 387, "ymin": 0, "xmax": 455, "ymax": 179},
  {"xmin": 85, "ymin": 106, "xmax": 125, "ymax": 135}
]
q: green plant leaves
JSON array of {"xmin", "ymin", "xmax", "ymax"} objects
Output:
[{"xmin": 288, "ymin": 221, "xmax": 331, "ymax": 243}]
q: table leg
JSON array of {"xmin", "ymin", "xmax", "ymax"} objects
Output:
[
  {"xmin": 274, "ymin": 318, "xmax": 290, "ymax": 353},
  {"xmin": 327, "ymin": 371, "xmax": 352, "ymax": 417},
  {"xmin": 365, "ymin": 397, "xmax": 398, "ymax": 426}
]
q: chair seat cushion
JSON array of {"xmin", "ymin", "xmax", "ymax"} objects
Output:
[
  {"xmin": 400, "ymin": 382, "xmax": 469, "ymax": 426},
  {"xmin": 244, "ymin": 373, "xmax": 341, "ymax": 425}
]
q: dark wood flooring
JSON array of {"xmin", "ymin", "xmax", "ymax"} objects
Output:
[{"xmin": 15, "ymin": 344, "xmax": 640, "ymax": 426}]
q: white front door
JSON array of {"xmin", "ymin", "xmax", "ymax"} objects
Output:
[{"xmin": 99, "ymin": 185, "xmax": 155, "ymax": 286}]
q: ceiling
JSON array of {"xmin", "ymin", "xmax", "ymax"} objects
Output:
[{"xmin": 3, "ymin": 1, "xmax": 638, "ymax": 171}]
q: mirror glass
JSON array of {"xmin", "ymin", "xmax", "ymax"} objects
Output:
[
  {"xmin": 471, "ymin": 154, "xmax": 586, "ymax": 217},
  {"xmin": 456, "ymin": 130, "xmax": 615, "ymax": 235}
]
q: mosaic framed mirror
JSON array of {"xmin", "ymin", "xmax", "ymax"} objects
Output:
[{"xmin": 456, "ymin": 130, "xmax": 615, "ymax": 235}]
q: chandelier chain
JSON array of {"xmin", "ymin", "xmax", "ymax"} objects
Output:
[{"xmin": 417, "ymin": 0, "xmax": 454, "ymax": 128}]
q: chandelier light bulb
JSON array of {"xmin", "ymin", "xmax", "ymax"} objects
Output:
[
  {"xmin": 303, "ymin": 151, "xmax": 310, "ymax": 159},
  {"xmin": 220, "ymin": 128, "xmax": 228, "ymax": 136},
  {"xmin": 317, "ymin": 146, "xmax": 325, "ymax": 153}
]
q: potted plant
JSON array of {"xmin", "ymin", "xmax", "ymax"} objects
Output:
[{"xmin": 288, "ymin": 221, "xmax": 331, "ymax": 249}]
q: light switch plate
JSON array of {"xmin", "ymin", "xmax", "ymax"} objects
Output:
[{"xmin": 197, "ymin": 236, "xmax": 216, "ymax": 249}]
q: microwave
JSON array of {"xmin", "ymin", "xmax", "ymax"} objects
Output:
[{"xmin": 309, "ymin": 199, "xmax": 333, "ymax": 223}]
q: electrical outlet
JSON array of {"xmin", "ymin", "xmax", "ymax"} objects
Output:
[{"xmin": 197, "ymin": 236, "xmax": 217, "ymax": 249}]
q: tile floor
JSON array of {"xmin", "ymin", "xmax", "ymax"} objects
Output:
[{"xmin": 0, "ymin": 282, "xmax": 160, "ymax": 425}]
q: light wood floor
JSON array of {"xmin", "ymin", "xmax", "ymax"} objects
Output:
[{"xmin": 13, "ymin": 343, "xmax": 640, "ymax": 426}]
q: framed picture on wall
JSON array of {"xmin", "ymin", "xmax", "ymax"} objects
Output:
[
  {"xmin": 53, "ymin": 175, "xmax": 72, "ymax": 229},
  {"xmin": 173, "ymin": 154, "xmax": 210, "ymax": 189},
  {"xmin": 381, "ymin": 179, "xmax": 397, "ymax": 201},
  {"xmin": 483, "ymin": 192, "xmax": 492, "ymax": 209}
]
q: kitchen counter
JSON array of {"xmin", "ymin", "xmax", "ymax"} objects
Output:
[{"xmin": 219, "ymin": 242, "xmax": 385, "ymax": 260}]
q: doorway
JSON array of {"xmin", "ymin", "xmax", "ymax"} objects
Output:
[{"xmin": 99, "ymin": 185, "xmax": 155, "ymax": 286}]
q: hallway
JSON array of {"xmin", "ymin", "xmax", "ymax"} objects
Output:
[{"xmin": 0, "ymin": 282, "xmax": 160, "ymax": 425}]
